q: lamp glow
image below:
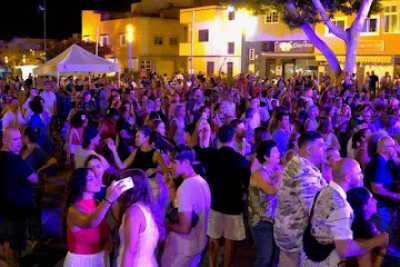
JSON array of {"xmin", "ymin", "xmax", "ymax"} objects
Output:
[
  {"xmin": 227, "ymin": 5, "xmax": 235, "ymax": 13},
  {"xmin": 126, "ymin": 24, "xmax": 134, "ymax": 43}
]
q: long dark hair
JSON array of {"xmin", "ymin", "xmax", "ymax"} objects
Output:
[
  {"xmin": 65, "ymin": 168, "xmax": 91, "ymax": 207},
  {"xmin": 118, "ymin": 169, "xmax": 165, "ymax": 241},
  {"xmin": 62, "ymin": 168, "xmax": 91, "ymax": 239},
  {"xmin": 347, "ymin": 187, "xmax": 375, "ymax": 239}
]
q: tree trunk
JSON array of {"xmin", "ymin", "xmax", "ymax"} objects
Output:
[
  {"xmin": 285, "ymin": 1, "xmax": 342, "ymax": 76},
  {"xmin": 344, "ymin": 34, "xmax": 359, "ymax": 75},
  {"xmin": 301, "ymin": 23, "xmax": 342, "ymax": 76}
]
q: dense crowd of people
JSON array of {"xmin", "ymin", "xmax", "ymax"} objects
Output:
[{"xmin": 0, "ymin": 69, "xmax": 400, "ymax": 267}]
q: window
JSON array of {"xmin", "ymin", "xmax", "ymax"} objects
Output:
[
  {"xmin": 384, "ymin": 5, "xmax": 400, "ymax": 33},
  {"xmin": 154, "ymin": 36, "xmax": 163, "ymax": 45},
  {"xmin": 325, "ymin": 18, "xmax": 346, "ymax": 36},
  {"xmin": 228, "ymin": 11, "xmax": 235, "ymax": 20},
  {"xmin": 227, "ymin": 62, "xmax": 234, "ymax": 77},
  {"xmin": 249, "ymin": 48, "xmax": 255, "ymax": 60},
  {"xmin": 265, "ymin": 10, "xmax": 279, "ymax": 24},
  {"xmin": 362, "ymin": 17, "xmax": 379, "ymax": 34},
  {"xmin": 198, "ymin": 29, "xmax": 209, "ymax": 42},
  {"xmin": 262, "ymin": 41, "xmax": 275, "ymax": 52},
  {"xmin": 207, "ymin": 61, "xmax": 214, "ymax": 75},
  {"xmin": 330, "ymin": 20, "xmax": 345, "ymax": 33},
  {"xmin": 120, "ymin": 34, "xmax": 126, "ymax": 47},
  {"xmin": 140, "ymin": 60, "xmax": 152, "ymax": 72},
  {"xmin": 228, "ymin": 42, "xmax": 235, "ymax": 54},
  {"xmin": 169, "ymin": 37, "xmax": 178, "ymax": 46},
  {"xmin": 99, "ymin": 35, "xmax": 109, "ymax": 47}
]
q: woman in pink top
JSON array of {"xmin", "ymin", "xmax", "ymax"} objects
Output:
[{"xmin": 64, "ymin": 168, "xmax": 125, "ymax": 267}]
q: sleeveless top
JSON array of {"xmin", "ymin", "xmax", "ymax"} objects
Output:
[
  {"xmin": 67, "ymin": 199, "xmax": 111, "ymax": 254},
  {"xmin": 129, "ymin": 149, "xmax": 157, "ymax": 171},
  {"xmin": 118, "ymin": 203, "xmax": 159, "ymax": 267},
  {"xmin": 248, "ymin": 168, "xmax": 278, "ymax": 226}
]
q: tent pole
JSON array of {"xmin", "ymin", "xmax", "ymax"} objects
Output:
[
  {"xmin": 89, "ymin": 72, "xmax": 91, "ymax": 87},
  {"xmin": 57, "ymin": 72, "xmax": 60, "ymax": 88}
]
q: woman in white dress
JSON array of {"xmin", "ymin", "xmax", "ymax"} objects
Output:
[{"xmin": 117, "ymin": 169, "xmax": 165, "ymax": 267}]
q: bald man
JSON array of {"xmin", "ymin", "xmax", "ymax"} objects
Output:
[
  {"xmin": 302, "ymin": 159, "xmax": 388, "ymax": 266},
  {"xmin": 0, "ymin": 128, "xmax": 38, "ymax": 253},
  {"xmin": 365, "ymin": 136, "xmax": 400, "ymax": 256}
]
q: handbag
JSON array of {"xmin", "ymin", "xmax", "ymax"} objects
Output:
[{"xmin": 303, "ymin": 191, "xmax": 335, "ymax": 262}]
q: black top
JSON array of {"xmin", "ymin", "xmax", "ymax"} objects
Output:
[
  {"xmin": 369, "ymin": 74, "xmax": 379, "ymax": 89},
  {"xmin": 365, "ymin": 154, "xmax": 398, "ymax": 207},
  {"xmin": 24, "ymin": 146, "xmax": 49, "ymax": 171},
  {"xmin": 129, "ymin": 148, "xmax": 157, "ymax": 171},
  {"xmin": 0, "ymin": 151, "xmax": 34, "ymax": 218},
  {"xmin": 205, "ymin": 146, "xmax": 250, "ymax": 215}
]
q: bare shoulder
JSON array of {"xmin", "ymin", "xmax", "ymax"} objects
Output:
[{"xmin": 125, "ymin": 204, "xmax": 145, "ymax": 223}]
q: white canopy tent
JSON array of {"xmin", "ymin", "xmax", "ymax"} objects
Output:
[{"xmin": 33, "ymin": 44, "xmax": 119, "ymax": 83}]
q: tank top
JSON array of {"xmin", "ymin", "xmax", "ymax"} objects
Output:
[
  {"xmin": 129, "ymin": 148, "xmax": 157, "ymax": 171},
  {"xmin": 67, "ymin": 199, "xmax": 111, "ymax": 254},
  {"xmin": 117, "ymin": 203, "xmax": 159, "ymax": 267}
]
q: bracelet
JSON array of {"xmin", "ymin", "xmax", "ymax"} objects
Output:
[{"xmin": 104, "ymin": 198, "xmax": 113, "ymax": 205}]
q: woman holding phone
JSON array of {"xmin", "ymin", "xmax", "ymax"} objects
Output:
[{"xmin": 64, "ymin": 168, "xmax": 125, "ymax": 267}]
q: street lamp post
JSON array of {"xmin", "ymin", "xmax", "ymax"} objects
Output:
[
  {"xmin": 190, "ymin": 9, "xmax": 195, "ymax": 75},
  {"xmin": 126, "ymin": 25, "xmax": 134, "ymax": 70},
  {"xmin": 39, "ymin": 0, "xmax": 47, "ymax": 61}
]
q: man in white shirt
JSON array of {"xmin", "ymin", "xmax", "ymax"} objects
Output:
[
  {"xmin": 40, "ymin": 81, "xmax": 57, "ymax": 115},
  {"xmin": 302, "ymin": 159, "xmax": 388, "ymax": 266},
  {"xmin": 161, "ymin": 146, "xmax": 211, "ymax": 267}
]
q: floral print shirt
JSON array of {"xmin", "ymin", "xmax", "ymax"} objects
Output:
[{"xmin": 274, "ymin": 156, "xmax": 327, "ymax": 252}]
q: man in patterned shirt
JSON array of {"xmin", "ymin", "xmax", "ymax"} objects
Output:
[
  {"xmin": 274, "ymin": 131, "xmax": 327, "ymax": 267},
  {"xmin": 302, "ymin": 159, "xmax": 388, "ymax": 266}
]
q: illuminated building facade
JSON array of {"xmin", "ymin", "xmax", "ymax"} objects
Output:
[
  {"xmin": 179, "ymin": 5, "xmax": 257, "ymax": 77},
  {"xmin": 242, "ymin": 11, "xmax": 318, "ymax": 80},
  {"xmin": 81, "ymin": 0, "xmax": 191, "ymax": 75},
  {"xmin": 180, "ymin": 1, "xmax": 400, "ymax": 80},
  {"xmin": 315, "ymin": 0, "xmax": 400, "ymax": 80},
  {"xmin": 179, "ymin": 5, "xmax": 317, "ymax": 79}
]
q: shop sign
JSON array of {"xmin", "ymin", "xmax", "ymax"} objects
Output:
[
  {"xmin": 357, "ymin": 40, "xmax": 384, "ymax": 53},
  {"xmin": 274, "ymin": 40, "xmax": 314, "ymax": 53}
]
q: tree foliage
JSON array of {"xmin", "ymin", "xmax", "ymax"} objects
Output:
[{"xmin": 46, "ymin": 37, "xmax": 112, "ymax": 60}]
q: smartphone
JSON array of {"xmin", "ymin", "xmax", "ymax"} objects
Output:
[{"xmin": 118, "ymin": 177, "xmax": 134, "ymax": 192}]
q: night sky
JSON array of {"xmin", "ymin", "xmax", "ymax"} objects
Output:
[{"xmin": 0, "ymin": 0, "xmax": 135, "ymax": 40}]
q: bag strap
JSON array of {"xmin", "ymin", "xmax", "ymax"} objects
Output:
[{"xmin": 308, "ymin": 190, "xmax": 322, "ymax": 224}]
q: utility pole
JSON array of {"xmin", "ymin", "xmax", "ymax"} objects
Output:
[
  {"xmin": 39, "ymin": 0, "xmax": 47, "ymax": 61},
  {"xmin": 190, "ymin": 9, "xmax": 194, "ymax": 75}
]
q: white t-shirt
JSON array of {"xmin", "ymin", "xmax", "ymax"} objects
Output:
[
  {"xmin": 169, "ymin": 175, "xmax": 211, "ymax": 256},
  {"xmin": 40, "ymin": 91, "xmax": 57, "ymax": 115}
]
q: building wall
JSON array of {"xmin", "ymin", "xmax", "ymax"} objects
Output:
[
  {"xmin": 81, "ymin": 11, "xmax": 185, "ymax": 75},
  {"xmin": 179, "ymin": 6, "xmax": 248, "ymax": 75},
  {"xmin": 314, "ymin": 0, "xmax": 400, "ymax": 77},
  {"xmin": 179, "ymin": 5, "xmax": 316, "ymax": 78}
]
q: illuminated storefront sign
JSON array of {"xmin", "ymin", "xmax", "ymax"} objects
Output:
[
  {"xmin": 357, "ymin": 40, "xmax": 384, "ymax": 53},
  {"xmin": 274, "ymin": 40, "xmax": 314, "ymax": 53}
]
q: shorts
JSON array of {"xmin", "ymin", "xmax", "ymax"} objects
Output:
[{"xmin": 207, "ymin": 209, "xmax": 245, "ymax": 241}]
